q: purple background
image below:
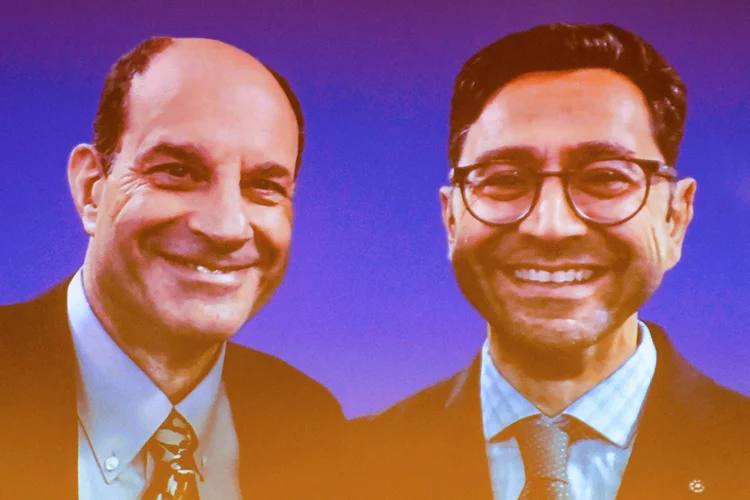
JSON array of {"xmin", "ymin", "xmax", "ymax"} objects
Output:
[{"xmin": 1, "ymin": 0, "xmax": 748, "ymax": 417}]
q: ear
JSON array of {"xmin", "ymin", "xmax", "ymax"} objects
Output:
[
  {"xmin": 67, "ymin": 144, "xmax": 106, "ymax": 236},
  {"xmin": 665, "ymin": 177, "xmax": 696, "ymax": 269},
  {"xmin": 440, "ymin": 186, "xmax": 458, "ymax": 258}
]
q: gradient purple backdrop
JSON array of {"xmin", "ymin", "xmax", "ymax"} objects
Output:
[{"xmin": 1, "ymin": 0, "xmax": 748, "ymax": 417}]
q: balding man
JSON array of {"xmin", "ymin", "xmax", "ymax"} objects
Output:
[{"xmin": 0, "ymin": 37, "xmax": 343, "ymax": 499}]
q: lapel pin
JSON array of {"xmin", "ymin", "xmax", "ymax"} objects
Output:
[{"xmin": 688, "ymin": 479, "xmax": 705, "ymax": 493}]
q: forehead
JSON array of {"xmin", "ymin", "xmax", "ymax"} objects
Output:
[
  {"xmin": 122, "ymin": 45, "xmax": 299, "ymax": 169},
  {"xmin": 460, "ymin": 68, "xmax": 661, "ymax": 164}
]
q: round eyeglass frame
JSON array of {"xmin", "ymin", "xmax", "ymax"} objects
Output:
[{"xmin": 449, "ymin": 157, "xmax": 678, "ymax": 227}]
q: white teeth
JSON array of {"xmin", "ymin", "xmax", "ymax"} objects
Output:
[
  {"xmin": 513, "ymin": 268, "xmax": 594, "ymax": 284},
  {"xmin": 192, "ymin": 264, "xmax": 225, "ymax": 274},
  {"xmin": 551, "ymin": 271, "xmax": 568, "ymax": 283}
]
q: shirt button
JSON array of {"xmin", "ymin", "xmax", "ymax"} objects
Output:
[{"xmin": 105, "ymin": 456, "xmax": 120, "ymax": 471}]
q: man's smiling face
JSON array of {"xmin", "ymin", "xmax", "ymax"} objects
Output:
[
  {"xmin": 442, "ymin": 68, "xmax": 696, "ymax": 353},
  {"xmin": 83, "ymin": 40, "xmax": 299, "ymax": 343}
]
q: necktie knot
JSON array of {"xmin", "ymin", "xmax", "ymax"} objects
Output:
[
  {"xmin": 151, "ymin": 411, "xmax": 199, "ymax": 463},
  {"xmin": 143, "ymin": 410, "xmax": 202, "ymax": 500},
  {"xmin": 516, "ymin": 416, "xmax": 570, "ymax": 500}
]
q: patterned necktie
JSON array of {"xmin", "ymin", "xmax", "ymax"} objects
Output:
[
  {"xmin": 516, "ymin": 416, "xmax": 571, "ymax": 500},
  {"xmin": 142, "ymin": 410, "xmax": 203, "ymax": 500}
]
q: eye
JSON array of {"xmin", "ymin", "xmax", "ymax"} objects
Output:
[
  {"xmin": 156, "ymin": 163, "xmax": 192, "ymax": 178},
  {"xmin": 146, "ymin": 163, "xmax": 203, "ymax": 189},
  {"xmin": 483, "ymin": 171, "xmax": 528, "ymax": 187},
  {"xmin": 580, "ymin": 168, "xmax": 630, "ymax": 183},
  {"xmin": 470, "ymin": 164, "xmax": 534, "ymax": 200},
  {"xmin": 574, "ymin": 160, "xmax": 644, "ymax": 198},
  {"xmin": 252, "ymin": 179, "xmax": 286, "ymax": 194},
  {"xmin": 241, "ymin": 177, "xmax": 290, "ymax": 204}
]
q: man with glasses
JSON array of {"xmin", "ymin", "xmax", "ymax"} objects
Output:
[{"xmin": 352, "ymin": 23, "xmax": 749, "ymax": 499}]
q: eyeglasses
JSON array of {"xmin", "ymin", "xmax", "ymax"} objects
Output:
[{"xmin": 450, "ymin": 157, "xmax": 677, "ymax": 227}]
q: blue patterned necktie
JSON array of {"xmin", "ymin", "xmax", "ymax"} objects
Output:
[
  {"xmin": 516, "ymin": 416, "xmax": 571, "ymax": 500},
  {"xmin": 142, "ymin": 410, "xmax": 203, "ymax": 500}
]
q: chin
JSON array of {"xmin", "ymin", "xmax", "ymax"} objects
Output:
[
  {"xmin": 160, "ymin": 303, "xmax": 252, "ymax": 342},
  {"xmin": 503, "ymin": 309, "xmax": 615, "ymax": 350},
  {"xmin": 172, "ymin": 321, "xmax": 242, "ymax": 345}
]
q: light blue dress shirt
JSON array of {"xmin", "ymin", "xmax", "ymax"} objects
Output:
[
  {"xmin": 67, "ymin": 270, "xmax": 242, "ymax": 500},
  {"xmin": 480, "ymin": 321, "xmax": 657, "ymax": 500}
]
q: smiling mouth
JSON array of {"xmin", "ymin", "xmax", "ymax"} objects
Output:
[
  {"xmin": 161, "ymin": 254, "xmax": 252, "ymax": 275},
  {"xmin": 510, "ymin": 267, "xmax": 603, "ymax": 285},
  {"xmin": 188, "ymin": 263, "xmax": 233, "ymax": 275}
]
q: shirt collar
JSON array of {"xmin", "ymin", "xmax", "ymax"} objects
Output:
[
  {"xmin": 67, "ymin": 269, "xmax": 227, "ymax": 482},
  {"xmin": 480, "ymin": 320, "xmax": 657, "ymax": 448}
]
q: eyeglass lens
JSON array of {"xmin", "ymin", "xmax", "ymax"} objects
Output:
[{"xmin": 462, "ymin": 160, "xmax": 649, "ymax": 225}]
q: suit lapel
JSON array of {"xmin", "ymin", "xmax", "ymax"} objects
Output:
[
  {"xmin": 222, "ymin": 344, "xmax": 263, "ymax": 498},
  {"xmin": 616, "ymin": 323, "xmax": 730, "ymax": 499},
  {"xmin": 223, "ymin": 344, "xmax": 296, "ymax": 499},
  {"xmin": 0, "ymin": 281, "xmax": 78, "ymax": 499},
  {"xmin": 222, "ymin": 344, "xmax": 346, "ymax": 500},
  {"xmin": 432, "ymin": 355, "xmax": 495, "ymax": 500},
  {"xmin": 359, "ymin": 354, "xmax": 495, "ymax": 500}
]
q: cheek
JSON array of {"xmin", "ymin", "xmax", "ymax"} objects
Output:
[
  {"xmin": 451, "ymin": 219, "xmax": 506, "ymax": 279},
  {"xmin": 647, "ymin": 225, "xmax": 667, "ymax": 265},
  {"xmin": 123, "ymin": 189, "xmax": 192, "ymax": 226},
  {"xmin": 632, "ymin": 208, "xmax": 672, "ymax": 267},
  {"xmin": 452, "ymin": 205, "xmax": 492, "ymax": 247},
  {"xmin": 97, "ymin": 188, "xmax": 191, "ymax": 254},
  {"xmin": 607, "ymin": 217, "xmax": 670, "ymax": 291},
  {"xmin": 253, "ymin": 206, "xmax": 293, "ymax": 262}
]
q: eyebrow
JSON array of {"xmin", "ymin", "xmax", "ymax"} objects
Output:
[
  {"xmin": 562, "ymin": 141, "xmax": 637, "ymax": 165},
  {"xmin": 469, "ymin": 141, "xmax": 637, "ymax": 168},
  {"xmin": 136, "ymin": 141, "xmax": 212, "ymax": 166},
  {"xmin": 471, "ymin": 146, "xmax": 545, "ymax": 166},
  {"xmin": 137, "ymin": 142, "xmax": 294, "ymax": 177},
  {"xmin": 244, "ymin": 161, "xmax": 293, "ymax": 178}
]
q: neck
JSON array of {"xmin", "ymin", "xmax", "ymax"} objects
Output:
[
  {"xmin": 488, "ymin": 316, "xmax": 639, "ymax": 416},
  {"xmin": 121, "ymin": 341, "xmax": 222, "ymax": 403},
  {"xmin": 82, "ymin": 270, "xmax": 223, "ymax": 403}
]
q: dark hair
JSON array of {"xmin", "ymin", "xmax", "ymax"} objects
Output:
[
  {"xmin": 448, "ymin": 23, "xmax": 687, "ymax": 168},
  {"xmin": 93, "ymin": 37, "xmax": 174, "ymax": 174},
  {"xmin": 92, "ymin": 37, "xmax": 306, "ymax": 176},
  {"xmin": 265, "ymin": 67, "xmax": 306, "ymax": 177}
]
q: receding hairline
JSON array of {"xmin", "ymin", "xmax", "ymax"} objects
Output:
[
  {"xmin": 94, "ymin": 36, "xmax": 306, "ymax": 175},
  {"xmin": 126, "ymin": 38, "xmax": 300, "ymax": 149},
  {"xmin": 136, "ymin": 37, "xmax": 287, "ymax": 94}
]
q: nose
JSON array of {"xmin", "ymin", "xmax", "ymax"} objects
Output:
[
  {"xmin": 517, "ymin": 176, "xmax": 588, "ymax": 240},
  {"xmin": 188, "ymin": 181, "xmax": 253, "ymax": 250}
]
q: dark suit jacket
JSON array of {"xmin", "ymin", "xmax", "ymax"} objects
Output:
[
  {"xmin": 349, "ymin": 323, "xmax": 750, "ymax": 499},
  {"xmin": 0, "ymin": 280, "xmax": 345, "ymax": 499}
]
